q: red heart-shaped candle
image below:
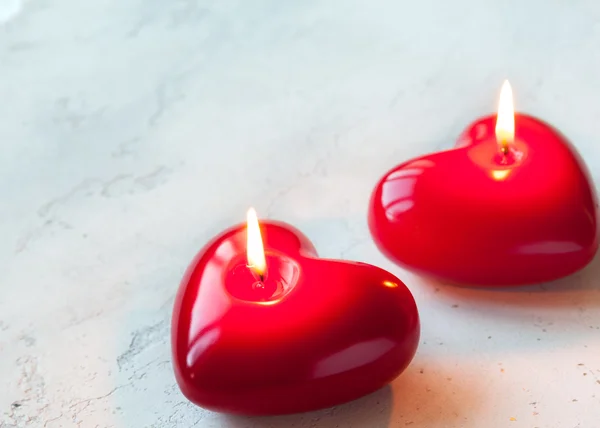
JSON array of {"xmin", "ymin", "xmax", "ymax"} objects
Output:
[
  {"xmin": 171, "ymin": 219, "xmax": 420, "ymax": 415},
  {"xmin": 368, "ymin": 113, "xmax": 598, "ymax": 286}
]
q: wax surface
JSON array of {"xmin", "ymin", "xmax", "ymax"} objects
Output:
[
  {"xmin": 172, "ymin": 221, "xmax": 420, "ymax": 415},
  {"xmin": 368, "ymin": 114, "xmax": 598, "ymax": 286}
]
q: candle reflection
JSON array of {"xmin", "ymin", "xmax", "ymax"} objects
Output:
[
  {"xmin": 381, "ymin": 160, "xmax": 434, "ymax": 221},
  {"xmin": 490, "ymin": 169, "xmax": 511, "ymax": 181}
]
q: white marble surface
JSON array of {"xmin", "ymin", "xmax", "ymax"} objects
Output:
[{"xmin": 2, "ymin": 0, "xmax": 600, "ymax": 427}]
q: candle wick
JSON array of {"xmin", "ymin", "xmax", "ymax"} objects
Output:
[
  {"xmin": 498, "ymin": 139, "xmax": 513, "ymax": 165},
  {"xmin": 259, "ymin": 273, "xmax": 264, "ymax": 282}
]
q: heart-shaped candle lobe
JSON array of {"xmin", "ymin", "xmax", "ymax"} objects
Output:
[
  {"xmin": 172, "ymin": 221, "xmax": 420, "ymax": 415},
  {"xmin": 369, "ymin": 114, "xmax": 598, "ymax": 286}
]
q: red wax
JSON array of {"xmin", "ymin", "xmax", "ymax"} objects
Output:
[
  {"xmin": 171, "ymin": 220, "xmax": 420, "ymax": 415},
  {"xmin": 368, "ymin": 113, "xmax": 598, "ymax": 286}
]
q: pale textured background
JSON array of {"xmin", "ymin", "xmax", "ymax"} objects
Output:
[{"xmin": 1, "ymin": 0, "xmax": 600, "ymax": 427}]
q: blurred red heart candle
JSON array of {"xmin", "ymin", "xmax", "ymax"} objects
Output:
[
  {"xmin": 172, "ymin": 209, "xmax": 420, "ymax": 415},
  {"xmin": 369, "ymin": 81, "xmax": 598, "ymax": 286}
]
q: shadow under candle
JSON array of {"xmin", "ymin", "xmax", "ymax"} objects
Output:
[
  {"xmin": 221, "ymin": 386, "xmax": 393, "ymax": 428},
  {"xmin": 416, "ymin": 246, "xmax": 600, "ymax": 311},
  {"xmin": 221, "ymin": 363, "xmax": 478, "ymax": 428}
]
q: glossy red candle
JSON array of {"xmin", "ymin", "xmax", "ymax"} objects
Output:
[
  {"xmin": 369, "ymin": 113, "xmax": 598, "ymax": 286},
  {"xmin": 171, "ymin": 220, "xmax": 420, "ymax": 415}
]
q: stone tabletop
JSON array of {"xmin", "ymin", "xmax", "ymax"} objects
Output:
[{"xmin": 2, "ymin": 1, "xmax": 600, "ymax": 427}]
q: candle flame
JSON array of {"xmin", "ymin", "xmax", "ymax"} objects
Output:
[
  {"xmin": 246, "ymin": 207, "xmax": 266, "ymax": 278},
  {"xmin": 495, "ymin": 80, "xmax": 515, "ymax": 154}
]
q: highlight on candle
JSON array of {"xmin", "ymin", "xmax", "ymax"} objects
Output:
[
  {"xmin": 490, "ymin": 169, "xmax": 511, "ymax": 181},
  {"xmin": 495, "ymin": 80, "xmax": 515, "ymax": 154},
  {"xmin": 246, "ymin": 207, "xmax": 267, "ymax": 278}
]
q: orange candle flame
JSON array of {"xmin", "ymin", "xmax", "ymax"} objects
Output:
[
  {"xmin": 246, "ymin": 208, "xmax": 267, "ymax": 279},
  {"xmin": 495, "ymin": 80, "xmax": 515, "ymax": 155}
]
